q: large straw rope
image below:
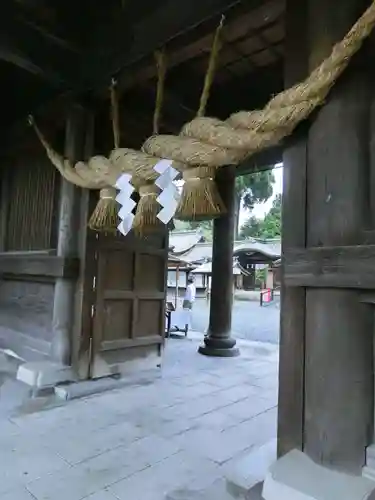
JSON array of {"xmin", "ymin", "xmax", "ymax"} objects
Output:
[
  {"xmin": 32, "ymin": 1, "xmax": 375, "ymax": 186},
  {"xmin": 135, "ymin": 0, "xmax": 375, "ymax": 173}
]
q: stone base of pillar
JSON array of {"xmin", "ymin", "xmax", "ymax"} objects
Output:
[
  {"xmin": 263, "ymin": 450, "xmax": 375, "ymax": 500},
  {"xmin": 198, "ymin": 335, "xmax": 240, "ymax": 357},
  {"xmin": 17, "ymin": 361, "xmax": 76, "ymax": 389},
  {"xmin": 363, "ymin": 444, "xmax": 375, "ymax": 481}
]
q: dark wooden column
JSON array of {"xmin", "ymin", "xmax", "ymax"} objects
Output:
[
  {"xmin": 280, "ymin": 0, "xmax": 374, "ymax": 475},
  {"xmin": 51, "ymin": 106, "xmax": 86, "ymax": 365},
  {"xmin": 304, "ymin": 0, "xmax": 373, "ymax": 474},
  {"xmin": 0, "ymin": 166, "xmax": 10, "ymax": 251},
  {"xmin": 198, "ymin": 165, "xmax": 239, "ymax": 357},
  {"xmin": 277, "ymin": 0, "xmax": 308, "ymax": 458}
]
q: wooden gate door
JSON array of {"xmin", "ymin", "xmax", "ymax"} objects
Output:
[{"xmin": 90, "ymin": 231, "xmax": 168, "ymax": 379}]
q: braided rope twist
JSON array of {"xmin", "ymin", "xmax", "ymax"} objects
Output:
[
  {"xmin": 138, "ymin": 0, "xmax": 375, "ymax": 172},
  {"xmin": 32, "ymin": 0, "xmax": 375, "ymax": 187}
]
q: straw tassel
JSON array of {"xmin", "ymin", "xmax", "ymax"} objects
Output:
[
  {"xmin": 132, "ymin": 184, "xmax": 163, "ymax": 235},
  {"xmin": 133, "ymin": 49, "xmax": 168, "ymax": 235},
  {"xmin": 88, "ymin": 187, "xmax": 119, "ymax": 232},
  {"xmin": 177, "ymin": 16, "xmax": 226, "ymax": 221},
  {"xmin": 175, "ymin": 167, "xmax": 226, "ymax": 221}
]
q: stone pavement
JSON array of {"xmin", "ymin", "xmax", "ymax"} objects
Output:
[{"xmin": 0, "ymin": 334, "xmax": 278, "ymax": 500}]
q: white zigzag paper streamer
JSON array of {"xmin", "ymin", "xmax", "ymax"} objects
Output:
[
  {"xmin": 154, "ymin": 159, "xmax": 179, "ymax": 224},
  {"xmin": 115, "ymin": 173, "xmax": 135, "ymax": 236}
]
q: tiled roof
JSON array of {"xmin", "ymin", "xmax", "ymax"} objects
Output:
[
  {"xmin": 169, "ymin": 230, "xmax": 204, "ymax": 254},
  {"xmin": 191, "ymin": 260, "xmax": 242, "ymax": 275},
  {"xmin": 177, "ymin": 236, "xmax": 281, "ymax": 263}
]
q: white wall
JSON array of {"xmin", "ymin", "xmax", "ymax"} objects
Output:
[{"xmin": 167, "ymin": 270, "xmax": 186, "ymax": 288}]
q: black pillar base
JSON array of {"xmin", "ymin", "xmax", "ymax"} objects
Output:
[{"xmin": 198, "ymin": 335, "xmax": 240, "ymax": 357}]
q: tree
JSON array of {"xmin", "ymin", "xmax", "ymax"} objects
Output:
[
  {"xmin": 240, "ymin": 193, "xmax": 282, "ymax": 239},
  {"xmin": 239, "ymin": 216, "xmax": 263, "ymax": 238},
  {"xmin": 173, "ymin": 169, "xmax": 275, "ymax": 241},
  {"xmin": 234, "ymin": 170, "xmax": 274, "ymax": 239}
]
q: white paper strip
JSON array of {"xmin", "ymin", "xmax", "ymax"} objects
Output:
[
  {"xmin": 114, "ymin": 173, "xmax": 135, "ymax": 236},
  {"xmin": 153, "ymin": 159, "xmax": 173, "ymax": 175},
  {"xmin": 119, "ymin": 201, "xmax": 136, "ymax": 220},
  {"xmin": 157, "ymin": 183, "xmax": 178, "ymax": 207},
  {"xmin": 157, "ymin": 201, "xmax": 178, "ymax": 225},
  {"xmin": 153, "ymin": 159, "xmax": 179, "ymax": 224},
  {"xmin": 116, "ymin": 185, "xmax": 134, "ymax": 203},
  {"xmin": 117, "ymin": 214, "xmax": 134, "ymax": 236},
  {"xmin": 115, "ymin": 173, "xmax": 133, "ymax": 190}
]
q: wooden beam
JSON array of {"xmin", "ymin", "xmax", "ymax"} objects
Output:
[
  {"xmin": 0, "ymin": 253, "xmax": 79, "ymax": 279},
  {"xmin": 236, "ymin": 145, "xmax": 282, "ymax": 176},
  {"xmin": 284, "ymin": 245, "xmax": 375, "ymax": 289},
  {"xmin": 115, "ymin": 0, "xmax": 282, "ymax": 93},
  {"xmin": 0, "ymin": 5, "xmax": 82, "ymax": 87}
]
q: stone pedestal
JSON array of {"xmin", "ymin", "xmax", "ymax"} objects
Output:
[{"xmin": 263, "ymin": 450, "xmax": 375, "ymax": 500}]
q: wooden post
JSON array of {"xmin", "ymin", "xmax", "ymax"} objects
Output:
[
  {"xmin": 175, "ymin": 264, "xmax": 180, "ymax": 309},
  {"xmin": 72, "ymin": 111, "xmax": 97, "ymax": 379},
  {"xmin": 51, "ymin": 107, "xmax": 86, "ymax": 365},
  {"xmin": 288, "ymin": 0, "xmax": 373, "ymax": 474},
  {"xmin": 198, "ymin": 166, "xmax": 239, "ymax": 357},
  {"xmin": 0, "ymin": 167, "xmax": 10, "ymax": 252},
  {"xmin": 277, "ymin": 0, "xmax": 308, "ymax": 457}
]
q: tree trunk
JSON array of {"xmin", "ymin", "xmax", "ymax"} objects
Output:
[{"xmin": 233, "ymin": 194, "xmax": 241, "ymax": 240}]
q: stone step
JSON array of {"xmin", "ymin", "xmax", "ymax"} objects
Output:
[
  {"xmin": 263, "ymin": 450, "xmax": 375, "ymax": 500},
  {"xmin": 166, "ymin": 479, "xmax": 236, "ymax": 500},
  {"xmin": 165, "ymin": 440, "xmax": 275, "ymax": 500},
  {"xmin": 366, "ymin": 445, "xmax": 375, "ymax": 471},
  {"xmin": 166, "ymin": 478, "xmax": 264, "ymax": 500},
  {"xmin": 55, "ymin": 368, "xmax": 161, "ymax": 400},
  {"xmin": 224, "ymin": 439, "xmax": 277, "ymax": 497}
]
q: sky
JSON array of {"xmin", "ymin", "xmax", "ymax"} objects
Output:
[{"xmin": 239, "ymin": 163, "xmax": 283, "ymax": 226}]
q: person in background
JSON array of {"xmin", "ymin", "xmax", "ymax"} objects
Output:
[
  {"xmin": 183, "ymin": 275, "xmax": 196, "ymax": 310},
  {"xmin": 205, "ymin": 276, "xmax": 211, "ymax": 304},
  {"xmin": 183, "ymin": 275, "xmax": 196, "ymax": 334}
]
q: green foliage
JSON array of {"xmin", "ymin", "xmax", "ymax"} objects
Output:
[
  {"xmin": 234, "ymin": 170, "xmax": 274, "ymax": 238},
  {"xmin": 174, "ymin": 170, "xmax": 276, "ymax": 241},
  {"xmin": 235, "ymin": 170, "xmax": 274, "ymax": 210},
  {"xmin": 255, "ymin": 268, "xmax": 267, "ymax": 288},
  {"xmin": 240, "ymin": 193, "xmax": 282, "ymax": 239}
]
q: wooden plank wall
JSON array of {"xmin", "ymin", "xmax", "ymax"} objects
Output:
[{"xmin": 0, "ymin": 142, "xmax": 63, "ymax": 360}]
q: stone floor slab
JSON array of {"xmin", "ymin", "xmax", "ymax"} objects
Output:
[{"xmin": 0, "ymin": 337, "xmax": 278, "ymax": 500}]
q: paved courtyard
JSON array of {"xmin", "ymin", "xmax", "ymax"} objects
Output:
[
  {"xmin": 0, "ymin": 335, "xmax": 278, "ymax": 500},
  {"xmin": 191, "ymin": 299, "xmax": 280, "ymax": 344}
]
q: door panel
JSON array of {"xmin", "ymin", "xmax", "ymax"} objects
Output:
[{"xmin": 91, "ymin": 231, "xmax": 168, "ymax": 378}]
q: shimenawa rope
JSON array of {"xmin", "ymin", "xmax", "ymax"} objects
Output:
[{"xmin": 30, "ymin": 1, "xmax": 375, "ymax": 222}]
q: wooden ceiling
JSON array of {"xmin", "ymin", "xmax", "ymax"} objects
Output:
[{"xmin": 0, "ymin": 0, "xmax": 285, "ymax": 147}]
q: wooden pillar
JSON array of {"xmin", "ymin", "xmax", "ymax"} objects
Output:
[
  {"xmin": 280, "ymin": 0, "xmax": 374, "ymax": 474},
  {"xmin": 0, "ymin": 166, "xmax": 10, "ymax": 252},
  {"xmin": 277, "ymin": 0, "xmax": 308, "ymax": 458},
  {"xmin": 72, "ymin": 111, "xmax": 97, "ymax": 379},
  {"xmin": 304, "ymin": 0, "xmax": 373, "ymax": 474},
  {"xmin": 198, "ymin": 166, "xmax": 239, "ymax": 357},
  {"xmin": 51, "ymin": 107, "xmax": 86, "ymax": 365},
  {"xmin": 175, "ymin": 265, "xmax": 180, "ymax": 309}
]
